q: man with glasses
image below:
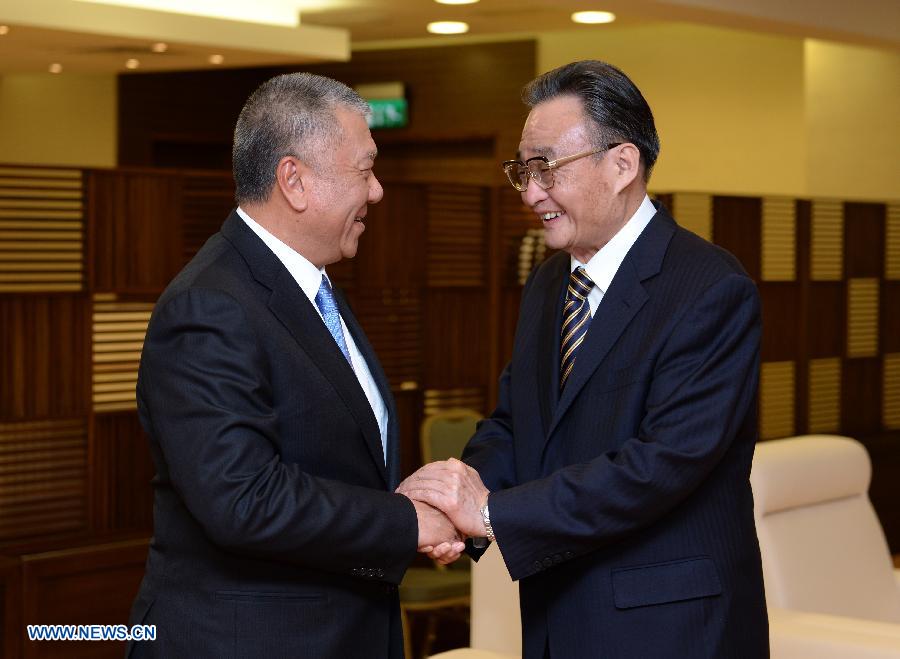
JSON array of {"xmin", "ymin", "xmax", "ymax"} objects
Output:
[{"xmin": 399, "ymin": 60, "xmax": 768, "ymax": 658}]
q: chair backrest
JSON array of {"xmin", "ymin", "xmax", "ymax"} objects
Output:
[
  {"xmin": 420, "ymin": 408, "xmax": 481, "ymax": 464},
  {"xmin": 470, "ymin": 544, "xmax": 522, "ymax": 654},
  {"xmin": 750, "ymin": 435, "xmax": 900, "ymax": 623}
]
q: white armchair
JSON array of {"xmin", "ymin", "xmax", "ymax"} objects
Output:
[
  {"xmin": 429, "ymin": 543, "xmax": 520, "ymax": 659},
  {"xmin": 751, "ymin": 435, "xmax": 900, "ymax": 658}
]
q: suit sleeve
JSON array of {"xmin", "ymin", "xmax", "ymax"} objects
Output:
[
  {"xmin": 138, "ymin": 288, "xmax": 418, "ymax": 583},
  {"xmin": 486, "ymin": 273, "xmax": 761, "ymax": 580}
]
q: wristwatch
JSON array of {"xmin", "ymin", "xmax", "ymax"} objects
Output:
[{"xmin": 479, "ymin": 499, "xmax": 495, "ymax": 543}]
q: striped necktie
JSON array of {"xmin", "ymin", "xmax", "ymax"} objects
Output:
[
  {"xmin": 560, "ymin": 266, "xmax": 595, "ymax": 390},
  {"xmin": 314, "ymin": 274, "xmax": 353, "ymax": 366}
]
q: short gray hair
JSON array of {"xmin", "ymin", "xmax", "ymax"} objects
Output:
[{"xmin": 233, "ymin": 72, "xmax": 370, "ymax": 204}]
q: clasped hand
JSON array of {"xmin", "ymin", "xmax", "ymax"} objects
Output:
[{"xmin": 397, "ymin": 458, "xmax": 489, "ymax": 565}]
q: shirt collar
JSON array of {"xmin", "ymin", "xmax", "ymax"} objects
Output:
[
  {"xmin": 571, "ymin": 194, "xmax": 656, "ymax": 293},
  {"xmin": 236, "ymin": 206, "xmax": 326, "ymax": 304}
]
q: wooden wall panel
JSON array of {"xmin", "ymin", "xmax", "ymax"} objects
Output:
[
  {"xmin": 0, "ymin": 296, "xmax": 88, "ymax": 421},
  {"xmin": 844, "ymin": 202, "xmax": 885, "ymax": 278},
  {"xmin": 0, "ymin": 420, "xmax": 87, "ymax": 544},
  {"xmin": 88, "ymin": 171, "xmax": 184, "ymax": 294},
  {"xmin": 842, "ymin": 357, "xmax": 882, "ymax": 436},
  {"xmin": 712, "ymin": 196, "xmax": 762, "ymax": 280},
  {"xmin": 181, "ymin": 172, "xmax": 235, "ymax": 264},
  {"xmin": 805, "ymin": 283, "xmax": 845, "ymax": 358},
  {"xmin": 20, "ymin": 539, "xmax": 148, "ymax": 659},
  {"xmin": 90, "ymin": 413, "xmax": 153, "ymax": 535},
  {"xmin": 349, "ymin": 183, "xmax": 425, "ymax": 291},
  {"xmin": 349, "ymin": 290, "xmax": 421, "ymax": 389},
  {"xmin": 118, "ymin": 41, "xmax": 536, "ymax": 182},
  {"xmin": 0, "ymin": 555, "xmax": 22, "ymax": 659},
  {"xmin": 424, "ymin": 290, "xmax": 489, "ymax": 391},
  {"xmin": 759, "ymin": 283, "xmax": 801, "ymax": 362},
  {"xmin": 0, "ymin": 166, "xmax": 84, "ymax": 293},
  {"xmin": 426, "ymin": 186, "xmax": 488, "ymax": 287},
  {"xmin": 883, "ymin": 281, "xmax": 900, "ymax": 354}
]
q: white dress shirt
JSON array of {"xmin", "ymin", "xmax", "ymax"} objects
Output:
[
  {"xmin": 237, "ymin": 207, "xmax": 389, "ymax": 463},
  {"xmin": 572, "ymin": 194, "xmax": 657, "ymax": 317}
]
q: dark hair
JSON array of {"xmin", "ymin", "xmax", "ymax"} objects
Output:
[
  {"xmin": 523, "ymin": 60, "xmax": 660, "ymax": 181},
  {"xmin": 232, "ymin": 72, "xmax": 370, "ymax": 204}
]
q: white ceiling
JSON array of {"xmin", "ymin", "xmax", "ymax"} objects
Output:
[{"xmin": 0, "ymin": 0, "xmax": 897, "ymax": 74}]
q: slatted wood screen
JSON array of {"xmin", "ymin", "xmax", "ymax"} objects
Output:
[
  {"xmin": 0, "ymin": 166, "xmax": 84, "ymax": 293},
  {"xmin": 0, "ymin": 419, "xmax": 87, "ymax": 541},
  {"xmin": 91, "ymin": 294, "xmax": 154, "ymax": 413}
]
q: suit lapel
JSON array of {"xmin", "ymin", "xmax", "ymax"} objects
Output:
[
  {"xmin": 221, "ymin": 212, "xmax": 389, "ymax": 487},
  {"xmin": 546, "ymin": 206, "xmax": 676, "ymax": 442},
  {"xmin": 536, "ymin": 257, "xmax": 569, "ymax": 437},
  {"xmin": 334, "ymin": 288, "xmax": 398, "ymax": 489}
]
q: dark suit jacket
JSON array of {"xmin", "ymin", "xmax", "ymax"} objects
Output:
[
  {"xmin": 464, "ymin": 204, "xmax": 769, "ymax": 658},
  {"xmin": 127, "ymin": 211, "xmax": 417, "ymax": 659}
]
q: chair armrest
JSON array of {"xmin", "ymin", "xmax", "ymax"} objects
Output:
[
  {"xmin": 428, "ymin": 650, "xmax": 517, "ymax": 659},
  {"xmin": 770, "ymin": 607, "xmax": 900, "ymax": 659}
]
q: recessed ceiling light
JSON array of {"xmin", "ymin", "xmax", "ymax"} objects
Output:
[
  {"xmin": 49, "ymin": 63, "xmax": 63, "ymax": 74},
  {"xmin": 427, "ymin": 21, "xmax": 469, "ymax": 35},
  {"xmin": 571, "ymin": 11, "xmax": 616, "ymax": 24},
  {"xmin": 434, "ymin": 0, "xmax": 479, "ymax": 4},
  {"xmin": 0, "ymin": 25, "xmax": 9, "ymax": 36},
  {"xmin": 151, "ymin": 42, "xmax": 168, "ymax": 53},
  {"xmin": 125, "ymin": 58, "xmax": 140, "ymax": 69},
  {"xmin": 208, "ymin": 54, "xmax": 224, "ymax": 65}
]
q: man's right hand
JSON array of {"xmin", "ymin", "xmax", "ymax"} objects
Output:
[{"xmin": 410, "ymin": 498, "xmax": 465, "ymax": 557}]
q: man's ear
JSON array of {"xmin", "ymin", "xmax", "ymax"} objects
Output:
[
  {"xmin": 275, "ymin": 156, "xmax": 309, "ymax": 212},
  {"xmin": 611, "ymin": 143, "xmax": 641, "ymax": 194}
]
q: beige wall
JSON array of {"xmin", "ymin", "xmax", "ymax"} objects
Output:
[
  {"xmin": 538, "ymin": 24, "xmax": 900, "ymax": 201},
  {"xmin": 0, "ymin": 74, "xmax": 117, "ymax": 168},
  {"xmin": 805, "ymin": 39, "xmax": 900, "ymax": 201}
]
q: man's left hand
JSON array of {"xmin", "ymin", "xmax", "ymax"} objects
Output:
[{"xmin": 397, "ymin": 458, "xmax": 489, "ymax": 538}]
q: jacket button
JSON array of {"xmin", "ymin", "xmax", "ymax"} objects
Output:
[
  {"xmin": 564, "ymin": 551, "xmax": 574, "ymax": 559},
  {"xmin": 532, "ymin": 560, "xmax": 542, "ymax": 571},
  {"xmin": 553, "ymin": 554, "xmax": 562, "ymax": 564},
  {"xmin": 543, "ymin": 557, "xmax": 554, "ymax": 567},
  {"xmin": 377, "ymin": 569, "xmax": 385, "ymax": 578}
]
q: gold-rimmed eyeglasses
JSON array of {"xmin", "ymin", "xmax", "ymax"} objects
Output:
[{"xmin": 501, "ymin": 143, "xmax": 622, "ymax": 192}]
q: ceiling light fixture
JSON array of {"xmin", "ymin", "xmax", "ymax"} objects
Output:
[
  {"xmin": 0, "ymin": 25, "xmax": 9, "ymax": 35},
  {"xmin": 434, "ymin": 0, "xmax": 479, "ymax": 5},
  {"xmin": 571, "ymin": 11, "xmax": 616, "ymax": 24},
  {"xmin": 427, "ymin": 21, "xmax": 469, "ymax": 35},
  {"xmin": 125, "ymin": 58, "xmax": 140, "ymax": 69},
  {"xmin": 151, "ymin": 42, "xmax": 168, "ymax": 53},
  {"xmin": 73, "ymin": 0, "xmax": 300, "ymax": 27},
  {"xmin": 208, "ymin": 54, "xmax": 225, "ymax": 65},
  {"xmin": 49, "ymin": 63, "xmax": 63, "ymax": 74}
]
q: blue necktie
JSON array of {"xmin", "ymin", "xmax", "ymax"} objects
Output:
[
  {"xmin": 315, "ymin": 275, "xmax": 353, "ymax": 366},
  {"xmin": 560, "ymin": 267, "xmax": 595, "ymax": 390}
]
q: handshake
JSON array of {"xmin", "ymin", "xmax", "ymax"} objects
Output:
[{"xmin": 397, "ymin": 457, "xmax": 489, "ymax": 566}]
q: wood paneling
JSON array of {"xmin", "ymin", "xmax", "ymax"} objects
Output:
[
  {"xmin": 883, "ymin": 281, "xmax": 900, "ymax": 353},
  {"xmin": 20, "ymin": 539, "xmax": 148, "ymax": 659},
  {"xmin": 88, "ymin": 171, "xmax": 184, "ymax": 294},
  {"xmin": 0, "ymin": 420, "xmax": 87, "ymax": 544},
  {"xmin": 118, "ymin": 41, "xmax": 536, "ymax": 179},
  {"xmin": 759, "ymin": 282, "xmax": 801, "ymax": 362},
  {"xmin": 844, "ymin": 202, "xmax": 885, "ymax": 278},
  {"xmin": 712, "ymin": 196, "xmax": 762, "ymax": 280},
  {"xmin": 350, "ymin": 289, "xmax": 421, "ymax": 389},
  {"xmin": 0, "ymin": 296, "xmax": 88, "ymax": 421},
  {"xmin": 90, "ymin": 413, "xmax": 153, "ymax": 535},
  {"xmin": 426, "ymin": 186, "xmax": 488, "ymax": 287},
  {"xmin": 0, "ymin": 554, "xmax": 22, "ymax": 659},
  {"xmin": 182, "ymin": 172, "xmax": 235, "ymax": 264},
  {"xmin": 0, "ymin": 166, "xmax": 84, "ymax": 293},
  {"xmin": 806, "ymin": 283, "xmax": 845, "ymax": 358},
  {"xmin": 424, "ymin": 290, "xmax": 489, "ymax": 390},
  {"xmin": 842, "ymin": 357, "xmax": 882, "ymax": 436}
]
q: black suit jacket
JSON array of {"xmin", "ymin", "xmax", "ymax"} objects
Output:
[
  {"xmin": 127, "ymin": 211, "xmax": 417, "ymax": 659},
  {"xmin": 464, "ymin": 204, "xmax": 769, "ymax": 658}
]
